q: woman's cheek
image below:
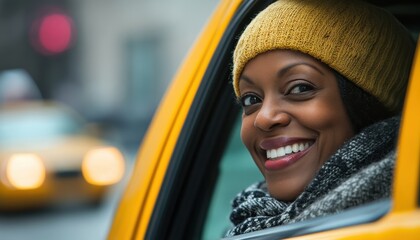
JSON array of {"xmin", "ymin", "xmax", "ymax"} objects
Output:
[
  {"xmin": 241, "ymin": 117, "xmax": 260, "ymax": 160},
  {"xmin": 241, "ymin": 115, "xmax": 253, "ymax": 146},
  {"xmin": 301, "ymin": 101, "xmax": 342, "ymax": 129}
]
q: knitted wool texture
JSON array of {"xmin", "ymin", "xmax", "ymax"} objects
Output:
[
  {"xmin": 225, "ymin": 116, "xmax": 399, "ymax": 236},
  {"xmin": 232, "ymin": 0, "xmax": 415, "ymax": 112}
]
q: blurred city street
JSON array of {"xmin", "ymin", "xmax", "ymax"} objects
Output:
[{"xmin": 0, "ymin": 0, "xmax": 217, "ymax": 239}]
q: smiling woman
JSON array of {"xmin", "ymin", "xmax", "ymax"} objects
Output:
[
  {"xmin": 239, "ymin": 50, "xmax": 354, "ymax": 201},
  {"xmin": 225, "ymin": 0, "xmax": 415, "ymax": 236}
]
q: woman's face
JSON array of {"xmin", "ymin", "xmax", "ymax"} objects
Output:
[{"xmin": 239, "ymin": 50, "xmax": 354, "ymax": 201}]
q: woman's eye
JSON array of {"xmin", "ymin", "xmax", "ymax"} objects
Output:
[
  {"xmin": 240, "ymin": 94, "xmax": 261, "ymax": 107},
  {"xmin": 288, "ymin": 84, "xmax": 314, "ymax": 94}
]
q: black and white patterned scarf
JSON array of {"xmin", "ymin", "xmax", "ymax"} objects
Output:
[{"xmin": 225, "ymin": 116, "xmax": 399, "ymax": 237}]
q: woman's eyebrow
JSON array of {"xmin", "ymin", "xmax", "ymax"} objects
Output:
[
  {"xmin": 239, "ymin": 75, "xmax": 254, "ymax": 85},
  {"xmin": 277, "ymin": 62, "xmax": 325, "ymax": 78}
]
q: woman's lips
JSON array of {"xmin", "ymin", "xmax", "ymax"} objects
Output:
[
  {"xmin": 264, "ymin": 145, "xmax": 312, "ymax": 170},
  {"xmin": 260, "ymin": 137, "xmax": 314, "ymax": 171}
]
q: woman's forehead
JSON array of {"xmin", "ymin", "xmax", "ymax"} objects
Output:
[{"xmin": 240, "ymin": 50, "xmax": 332, "ymax": 79}]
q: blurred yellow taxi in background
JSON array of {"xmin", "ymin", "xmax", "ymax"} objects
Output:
[{"xmin": 0, "ymin": 101, "xmax": 125, "ymax": 211}]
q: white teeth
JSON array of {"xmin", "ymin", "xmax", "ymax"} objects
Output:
[
  {"xmin": 266, "ymin": 142, "xmax": 312, "ymax": 159},
  {"xmin": 285, "ymin": 146, "xmax": 292, "ymax": 154},
  {"xmin": 270, "ymin": 149, "xmax": 276, "ymax": 158},
  {"xmin": 277, "ymin": 147, "xmax": 285, "ymax": 157},
  {"xmin": 299, "ymin": 143, "xmax": 304, "ymax": 151},
  {"xmin": 292, "ymin": 143, "xmax": 299, "ymax": 153},
  {"xmin": 267, "ymin": 150, "xmax": 271, "ymax": 158}
]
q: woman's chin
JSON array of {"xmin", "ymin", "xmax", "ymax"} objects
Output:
[{"xmin": 266, "ymin": 181, "xmax": 305, "ymax": 202}]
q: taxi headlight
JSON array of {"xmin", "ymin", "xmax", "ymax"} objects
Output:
[
  {"xmin": 82, "ymin": 147, "xmax": 125, "ymax": 186},
  {"xmin": 3, "ymin": 154, "xmax": 46, "ymax": 190}
]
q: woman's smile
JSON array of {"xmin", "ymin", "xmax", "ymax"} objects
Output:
[{"xmin": 260, "ymin": 137, "xmax": 315, "ymax": 171}]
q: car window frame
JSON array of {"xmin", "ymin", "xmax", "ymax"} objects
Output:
[{"xmin": 392, "ymin": 39, "xmax": 420, "ymax": 211}]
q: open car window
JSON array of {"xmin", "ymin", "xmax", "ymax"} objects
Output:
[{"xmin": 143, "ymin": 1, "xmax": 420, "ymax": 240}]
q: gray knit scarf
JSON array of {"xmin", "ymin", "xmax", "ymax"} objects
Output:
[{"xmin": 225, "ymin": 116, "xmax": 399, "ymax": 237}]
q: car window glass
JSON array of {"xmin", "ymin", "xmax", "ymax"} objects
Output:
[
  {"xmin": 201, "ymin": 114, "xmax": 262, "ymax": 240},
  {"xmin": 0, "ymin": 108, "xmax": 83, "ymax": 142}
]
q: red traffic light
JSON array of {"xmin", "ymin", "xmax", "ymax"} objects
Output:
[{"xmin": 30, "ymin": 8, "xmax": 75, "ymax": 56}]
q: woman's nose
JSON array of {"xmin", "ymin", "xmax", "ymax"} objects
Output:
[{"xmin": 254, "ymin": 100, "xmax": 291, "ymax": 132}]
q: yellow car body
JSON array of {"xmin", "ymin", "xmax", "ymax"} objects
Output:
[
  {"xmin": 0, "ymin": 101, "xmax": 125, "ymax": 211},
  {"xmin": 108, "ymin": 0, "xmax": 420, "ymax": 239}
]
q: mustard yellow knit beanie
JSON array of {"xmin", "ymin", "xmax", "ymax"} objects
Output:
[{"xmin": 233, "ymin": 0, "xmax": 415, "ymax": 112}]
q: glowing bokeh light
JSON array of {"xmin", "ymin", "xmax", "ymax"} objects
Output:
[
  {"xmin": 5, "ymin": 154, "xmax": 46, "ymax": 190},
  {"xmin": 82, "ymin": 147, "xmax": 125, "ymax": 186},
  {"xmin": 30, "ymin": 9, "xmax": 75, "ymax": 55},
  {"xmin": 38, "ymin": 13, "xmax": 73, "ymax": 54}
]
